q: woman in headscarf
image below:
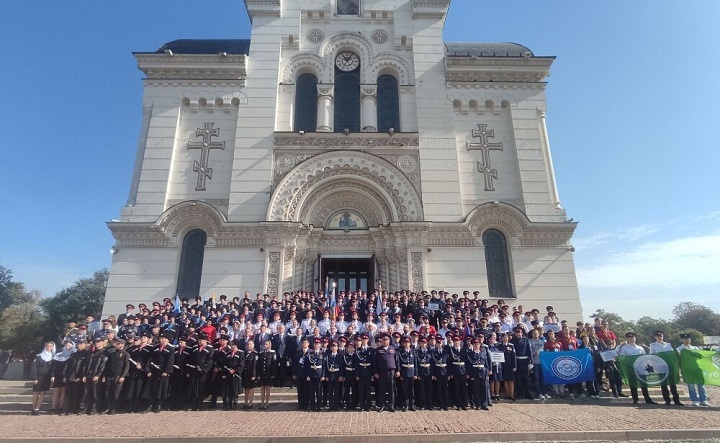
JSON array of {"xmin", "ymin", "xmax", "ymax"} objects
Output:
[
  {"xmin": 30, "ymin": 341, "xmax": 55, "ymax": 415},
  {"xmin": 49, "ymin": 341, "xmax": 75, "ymax": 414}
]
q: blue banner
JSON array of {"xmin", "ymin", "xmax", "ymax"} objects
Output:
[{"xmin": 540, "ymin": 349, "xmax": 597, "ymax": 384}]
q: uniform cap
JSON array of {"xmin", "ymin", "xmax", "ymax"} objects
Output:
[
  {"xmin": 652, "ymin": 330, "xmax": 664, "ymax": 336},
  {"xmin": 401, "ymin": 337, "xmax": 411, "ymax": 343},
  {"xmin": 313, "ymin": 338, "xmax": 322, "ymax": 344},
  {"xmin": 624, "ymin": 332, "xmax": 636, "ymax": 338},
  {"xmin": 419, "ymin": 337, "xmax": 428, "ymax": 343}
]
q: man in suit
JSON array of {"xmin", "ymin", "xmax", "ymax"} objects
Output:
[{"xmin": 272, "ymin": 324, "xmax": 289, "ymax": 387}]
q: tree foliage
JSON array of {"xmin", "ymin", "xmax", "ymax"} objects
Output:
[
  {"xmin": 588, "ymin": 309, "xmax": 635, "ymax": 336},
  {"xmin": 40, "ymin": 269, "xmax": 108, "ymax": 343},
  {"xmin": 672, "ymin": 302, "xmax": 720, "ymax": 335}
]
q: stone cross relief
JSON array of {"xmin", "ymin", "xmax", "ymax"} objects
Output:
[
  {"xmin": 187, "ymin": 122, "xmax": 225, "ymax": 191},
  {"xmin": 467, "ymin": 124, "xmax": 503, "ymax": 191}
]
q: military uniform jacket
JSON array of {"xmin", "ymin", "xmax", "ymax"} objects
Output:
[
  {"xmin": 416, "ymin": 348, "xmax": 433, "ymax": 378},
  {"xmin": 323, "ymin": 353, "xmax": 343, "ymax": 381},
  {"xmin": 373, "ymin": 345, "xmax": 397, "ymax": 373},
  {"xmin": 396, "ymin": 347, "xmax": 418, "ymax": 378},
  {"xmin": 174, "ymin": 345, "xmax": 191, "ymax": 374},
  {"xmin": 306, "ymin": 349, "xmax": 324, "ymax": 379},
  {"xmin": 465, "ymin": 347, "xmax": 489, "ymax": 378},
  {"xmin": 341, "ymin": 351, "xmax": 356, "ymax": 378},
  {"xmin": 128, "ymin": 344, "xmax": 152, "ymax": 377},
  {"xmin": 85, "ymin": 347, "xmax": 109, "ymax": 379},
  {"xmin": 223, "ymin": 350, "xmax": 245, "ymax": 377},
  {"xmin": 188, "ymin": 345, "xmax": 215, "ymax": 374},
  {"xmin": 149, "ymin": 344, "xmax": 175, "ymax": 374},
  {"xmin": 256, "ymin": 349, "xmax": 276, "ymax": 378},
  {"xmin": 104, "ymin": 347, "xmax": 130, "ymax": 378},
  {"xmin": 292, "ymin": 348, "xmax": 310, "ymax": 378},
  {"xmin": 63, "ymin": 349, "xmax": 90, "ymax": 381},
  {"xmin": 242, "ymin": 350, "xmax": 258, "ymax": 379},
  {"xmin": 511, "ymin": 337, "xmax": 532, "ymax": 361},
  {"xmin": 354, "ymin": 347, "xmax": 374, "ymax": 377},
  {"xmin": 431, "ymin": 347, "xmax": 449, "ymax": 376},
  {"xmin": 448, "ymin": 347, "xmax": 467, "ymax": 376}
]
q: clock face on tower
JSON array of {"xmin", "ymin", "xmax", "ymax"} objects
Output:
[{"xmin": 335, "ymin": 51, "xmax": 360, "ymax": 72}]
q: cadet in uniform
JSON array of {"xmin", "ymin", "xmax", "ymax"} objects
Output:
[
  {"xmin": 448, "ymin": 335, "xmax": 468, "ymax": 410},
  {"xmin": 102, "ymin": 337, "xmax": 130, "ymax": 415},
  {"xmin": 416, "ymin": 336, "xmax": 433, "ymax": 410},
  {"xmin": 354, "ymin": 333, "xmax": 374, "ymax": 411},
  {"xmin": 256, "ymin": 338, "xmax": 276, "ymax": 409},
  {"xmin": 241, "ymin": 340, "xmax": 258, "ymax": 409},
  {"xmin": 373, "ymin": 333, "xmax": 397, "ymax": 412},
  {"xmin": 292, "ymin": 337, "xmax": 310, "ymax": 410},
  {"xmin": 617, "ymin": 332, "xmax": 656, "ymax": 404},
  {"xmin": 649, "ymin": 330, "xmax": 683, "ymax": 406},
  {"xmin": 188, "ymin": 332, "xmax": 215, "ymax": 411},
  {"xmin": 341, "ymin": 341, "xmax": 358, "ymax": 409},
  {"xmin": 396, "ymin": 337, "xmax": 418, "ymax": 411},
  {"xmin": 84, "ymin": 336, "xmax": 109, "ymax": 414},
  {"xmin": 466, "ymin": 337, "xmax": 490, "ymax": 410},
  {"xmin": 221, "ymin": 340, "xmax": 244, "ymax": 410},
  {"xmin": 511, "ymin": 326, "xmax": 533, "ymax": 399},
  {"xmin": 171, "ymin": 336, "xmax": 191, "ymax": 410},
  {"xmin": 323, "ymin": 341, "xmax": 343, "ymax": 410},
  {"xmin": 148, "ymin": 331, "xmax": 175, "ymax": 413},
  {"xmin": 431, "ymin": 334, "xmax": 450, "ymax": 410},
  {"xmin": 62, "ymin": 337, "xmax": 89, "ymax": 415},
  {"xmin": 306, "ymin": 338, "xmax": 324, "ymax": 411}
]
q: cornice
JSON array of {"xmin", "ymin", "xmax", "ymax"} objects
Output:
[
  {"xmin": 411, "ymin": 0, "xmax": 450, "ymax": 19},
  {"xmin": 273, "ymin": 132, "xmax": 419, "ymax": 148},
  {"xmin": 135, "ymin": 54, "xmax": 246, "ymax": 80},
  {"xmin": 446, "ymin": 57, "xmax": 553, "ymax": 83},
  {"xmin": 447, "ymin": 82, "xmax": 547, "ymax": 90},
  {"xmin": 244, "ymin": 0, "xmax": 281, "ymax": 18}
]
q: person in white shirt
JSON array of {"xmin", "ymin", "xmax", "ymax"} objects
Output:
[
  {"xmin": 676, "ymin": 334, "xmax": 711, "ymax": 407},
  {"xmin": 648, "ymin": 330, "xmax": 683, "ymax": 406},
  {"xmin": 617, "ymin": 332, "xmax": 657, "ymax": 404}
]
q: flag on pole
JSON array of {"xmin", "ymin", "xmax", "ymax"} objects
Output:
[
  {"xmin": 173, "ymin": 293, "xmax": 181, "ymax": 314},
  {"xmin": 539, "ymin": 349, "xmax": 597, "ymax": 384},
  {"xmin": 616, "ymin": 351, "xmax": 680, "ymax": 387},
  {"xmin": 680, "ymin": 349, "xmax": 720, "ymax": 386}
]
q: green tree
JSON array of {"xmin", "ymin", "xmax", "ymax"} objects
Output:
[
  {"xmin": 40, "ymin": 269, "xmax": 108, "ymax": 342},
  {"xmin": 672, "ymin": 302, "xmax": 720, "ymax": 335},
  {"xmin": 588, "ymin": 309, "xmax": 636, "ymax": 336},
  {"xmin": 634, "ymin": 316, "xmax": 677, "ymax": 346},
  {"xmin": 0, "ymin": 285, "xmax": 46, "ymax": 353},
  {"xmin": 0, "ymin": 263, "xmax": 17, "ymax": 313}
]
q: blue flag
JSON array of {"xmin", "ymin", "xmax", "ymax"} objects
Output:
[
  {"xmin": 173, "ymin": 293, "xmax": 181, "ymax": 314},
  {"xmin": 540, "ymin": 349, "xmax": 597, "ymax": 384}
]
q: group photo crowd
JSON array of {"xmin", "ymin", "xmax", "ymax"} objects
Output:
[{"xmin": 26, "ymin": 288, "xmax": 714, "ymax": 416}]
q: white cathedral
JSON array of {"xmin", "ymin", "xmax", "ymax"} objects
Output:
[{"xmin": 102, "ymin": 0, "xmax": 583, "ymax": 320}]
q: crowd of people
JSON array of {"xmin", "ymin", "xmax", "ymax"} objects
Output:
[{"xmin": 26, "ymin": 288, "xmax": 712, "ymax": 415}]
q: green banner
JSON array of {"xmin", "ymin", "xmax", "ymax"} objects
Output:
[
  {"xmin": 680, "ymin": 349, "xmax": 720, "ymax": 386},
  {"xmin": 617, "ymin": 351, "xmax": 680, "ymax": 387}
]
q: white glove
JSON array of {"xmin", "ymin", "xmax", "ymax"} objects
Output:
[{"xmin": 528, "ymin": 363, "xmax": 534, "ymax": 370}]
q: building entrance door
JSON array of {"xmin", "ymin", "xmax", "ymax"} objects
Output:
[{"xmin": 321, "ymin": 257, "xmax": 374, "ymax": 294}]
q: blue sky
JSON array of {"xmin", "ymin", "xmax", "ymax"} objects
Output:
[{"xmin": 1, "ymin": 1, "xmax": 719, "ymax": 321}]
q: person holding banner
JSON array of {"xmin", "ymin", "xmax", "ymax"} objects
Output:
[
  {"xmin": 487, "ymin": 333, "xmax": 503, "ymax": 401},
  {"xmin": 617, "ymin": 332, "xmax": 656, "ymax": 404},
  {"xmin": 676, "ymin": 334, "xmax": 711, "ymax": 407},
  {"xmin": 649, "ymin": 331, "xmax": 683, "ymax": 406}
]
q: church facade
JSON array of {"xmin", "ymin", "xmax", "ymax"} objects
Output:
[{"xmin": 103, "ymin": 0, "xmax": 583, "ymax": 319}]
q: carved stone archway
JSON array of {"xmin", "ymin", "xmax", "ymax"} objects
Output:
[
  {"xmin": 156, "ymin": 200, "xmax": 226, "ymax": 246},
  {"xmin": 267, "ymin": 150, "xmax": 423, "ymax": 223}
]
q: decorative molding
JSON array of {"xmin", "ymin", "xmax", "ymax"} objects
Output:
[
  {"xmin": 411, "ymin": 251, "xmax": 424, "ymax": 293},
  {"xmin": 273, "ymin": 132, "xmax": 419, "ymax": 148},
  {"xmin": 245, "ymin": 0, "xmax": 281, "ymax": 18},
  {"xmin": 267, "ymin": 150, "xmax": 424, "ymax": 223},
  {"xmin": 371, "ymin": 29, "xmax": 389, "ymax": 45},
  {"xmin": 445, "ymin": 57, "xmax": 553, "ymax": 83},
  {"xmin": 187, "ymin": 123, "xmax": 225, "ymax": 191},
  {"xmin": 369, "ymin": 53, "xmax": 414, "ymax": 85},
  {"xmin": 266, "ymin": 251, "xmax": 281, "ymax": 296},
  {"xmin": 320, "ymin": 33, "xmax": 375, "ymax": 83},
  {"xmin": 411, "ymin": 0, "xmax": 451, "ymax": 19},
  {"xmin": 301, "ymin": 184, "xmax": 392, "ymax": 227},
  {"xmin": 467, "ymin": 124, "xmax": 503, "ymax": 191},
  {"xmin": 306, "ymin": 29, "xmax": 325, "ymax": 44},
  {"xmin": 281, "ymin": 53, "xmax": 326, "ymax": 84},
  {"xmin": 135, "ymin": 54, "xmax": 246, "ymax": 80},
  {"xmin": 155, "ymin": 200, "xmax": 226, "ymax": 244}
]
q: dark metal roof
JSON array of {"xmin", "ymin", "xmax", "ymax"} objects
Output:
[
  {"xmin": 444, "ymin": 42, "xmax": 533, "ymax": 57},
  {"xmin": 155, "ymin": 39, "xmax": 251, "ymax": 55}
]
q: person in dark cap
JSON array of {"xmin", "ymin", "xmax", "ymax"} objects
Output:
[
  {"xmin": 323, "ymin": 341, "xmax": 343, "ymax": 410},
  {"xmin": 432, "ymin": 331, "xmax": 450, "ymax": 410},
  {"xmin": 511, "ymin": 326, "xmax": 533, "ymax": 400},
  {"xmin": 373, "ymin": 333, "xmax": 397, "ymax": 412},
  {"xmin": 466, "ymin": 337, "xmax": 490, "ymax": 410},
  {"xmin": 649, "ymin": 330, "xmax": 683, "ymax": 406},
  {"xmin": 147, "ymin": 332, "xmax": 175, "ymax": 413},
  {"xmin": 396, "ymin": 336, "xmax": 418, "ymax": 411},
  {"xmin": 448, "ymin": 335, "xmax": 468, "ymax": 410},
  {"xmin": 341, "ymin": 341, "xmax": 357, "ymax": 409},
  {"xmin": 118, "ymin": 304, "xmax": 136, "ymax": 325},
  {"xmin": 676, "ymin": 334, "xmax": 711, "ymax": 407},
  {"xmin": 62, "ymin": 336, "xmax": 90, "ymax": 415},
  {"xmin": 415, "ymin": 336, "xmax": 433, "ymax": 410},
  {"xmin": 84, "ymin": 336, "xmax": 109, "ymax": 415},
  {"xmin": 221, "ymin": 339, "xmax": 244, "ymax": 410},
  {"xmin": 171, "ymin": 335, "xmax": 191, "ymax": 410},
  {"xmin": 125, "ymin": 333, "xmax": 151, "ymax": 412},
  {"xmin": 188, "ymin": 332, "xmax": 214, "ymax": 411},
  {"xmin": 292, "ymin": 336, "xmax": 311, "ymax": 410},
  {"xmin": 617, "ymin": 332, "xmax": 656, "ymax": 404},
  {"xmin": 102, "ymin": 337, "xmax": 130, "ymax": 415},
  {"xmin": 256, "ymin": 338, "xmax": 276, "ymax": 409},
  {"xmin": 355, "ymin": 333, "xmax": 374, "ymax": 411},
  {"xmin": 305, "ymin": 338, "xmax": 324, "ymax": 411},
  {"xmin": 207, "ymin": 334, "xmax": 231, "ymax": 410}
]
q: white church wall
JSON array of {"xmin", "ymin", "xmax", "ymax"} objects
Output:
[
  {"xmin": 201, "ymin": 248, "xmax": 265, "ymax": 297},
  {"xmin": 424, "ymin": 248, "xmax": 486, "ymax": 292},
  {"xmin": 103, "ymin": 247, "xmax": 179, "ymax": 316}
]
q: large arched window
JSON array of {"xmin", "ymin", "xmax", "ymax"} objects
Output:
[
  {"xmin": 334, "ymin": 61, "xmax": 361, "ymax": 132},
  {"xmin": 482, "ymin": 229, "xmax": 514, "ymax": 298},
  {"xmin": 294, "ymin": 73, "xmax": 318, "ymax": 132},
  {"xmin": 176, "ymin": 229, "xmax": 207, "ymax": 298},
  {"xmin": 377, "ymin": 74, "xmax": 399, "ymax": 132}
]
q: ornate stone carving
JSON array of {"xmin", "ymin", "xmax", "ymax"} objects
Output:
[
  {"xmin": 411, "ymin": 251, "xmax": 423, "ymax": 293},
  {"xmin": 306, "ymin": 29, "xmax": 325, "ymax": 44},
  {"xmin": 267, "ymin": 151, "xmax": 424, "ymax": 223},
  {"xmin": 135, "ymin": 54, "xmax": 247, "ymax": 80},
  {"xmin": 267, "ymin": 251, "xmax": 281, "ymax": 296},
  {"xmin": 281, "ymin": 53, "xmax": 327, "ymax": 84},
  {"xmin": 369, "ymin": 53, "xmax": 413, "ymax": 85},
  {"xmin": 467, "ymin": 124, "xmax": 503, "ymax": 191},
  {"xmin": 396, "ymin": 154, "xmax": 417, "ymax": 174},
  {"xmin": 301, "ymin": 185, "xmax": 391, "ymax": 227},
  {"xmin": 273, "ymin": 133, "xmax": 419, "ymax": 148},
  {"xmin": 320, "ymin": 33, "xmax": 374, "ymax": 83},
  {"xmin": 156, "ymin": 200, "xmax": 226, "ymax": 241},
  {"xmin": 371, "ymin": 29, "xmax": 389, "ymax": 45}
]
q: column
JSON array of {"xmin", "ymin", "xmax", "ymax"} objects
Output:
[
  {"xmin": 537, "ymin": 108, "xmax": 562, "ymax": 208},
  {"xmin": 126, "ymin": 104, "xmax": 153, "ymax": 206},
  {"xmin": 361, "ymin": 84, "xmax": 378, "ymax": 132},
  {"xmin": 316, "ymin": 85, "xmax": 334, "ymax": 132}
]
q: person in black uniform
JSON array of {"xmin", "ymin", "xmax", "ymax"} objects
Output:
[
  {"xmin": 373, "ymin": 333, "xmax": 397, "ymax": 412},
  {"xmin": 188, "ymin": 332, "xmax": 214, "ymax": 411},
  {"xmin": 30, "ymin": 341, "xmax": 55, "ymax": 415},
  {"xmin": 84, "ymin": 336, "xmax": 109, "ymax": 415},
  {"xmin": 416, "ymin": 336, "xmax": 433, "ymax": 410},
  {"xmin": 208, "ymin": 334, "xmax": 231, "ymax": 409},
  {"xmin": 272, "ymin": 324, "xmax": 289, "ymax": 387},
  {"xmin": 511, "ymin": 327, "xmax": 533, "ymax": 400},
  {"xmin": 148, "ymin": 332, "xmax": 175, "ymax": 413},
  {"xmin": 292, "ymin": 336, "xmax": 310, "ymax": 410},
  {"xmin": 238, "ymin": 340, "xmax": 256, "ymax": 409},
  {"xmin": 341, "ymin": 341, "xmax": 358, "ymax": 409},
  {"xmin": 171, "ymin": 336, "xmax": 191, "ymax": 410},
  {"xmin": 323, "ymin": 341, "xmax": 343, "ymax": 410},
  {"xmin": 305, "ymin": 338, "xmax": 324, "ymax": 411},
  {"xmin": 256, "ymin": 339, "xmax": 276, "ymax": 409},
  {"xmin": 102, "ymin": 337, "xmax": 130, "ymax": 415},
  {"xmin": 62, "ymin": 337, "xmax": 90, "ymax": 415},
  {"xmin": 354, "ymin": 333, "xmax": 374, "ymax": 411},
  {"xmin": 221, "ymin": 340, "xmax": 244, "ymax": 410},
  {"xmin": 432, "ymin": 334, "xmax": 450, "ymax": 410},
  {"xmin": 126, "ymin": 334, "xmax": 152, "ymax": 412},
  {"xmin": 448, "ymin": 335, "xmax": 468, "ymax": 410},
  {"xmin": 396, "ymin": 337, "xmax": 418, "ymax": 411},
  {"xmin": 466, "ymin": 337, "xmax": 490, "ymax": 410}
]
